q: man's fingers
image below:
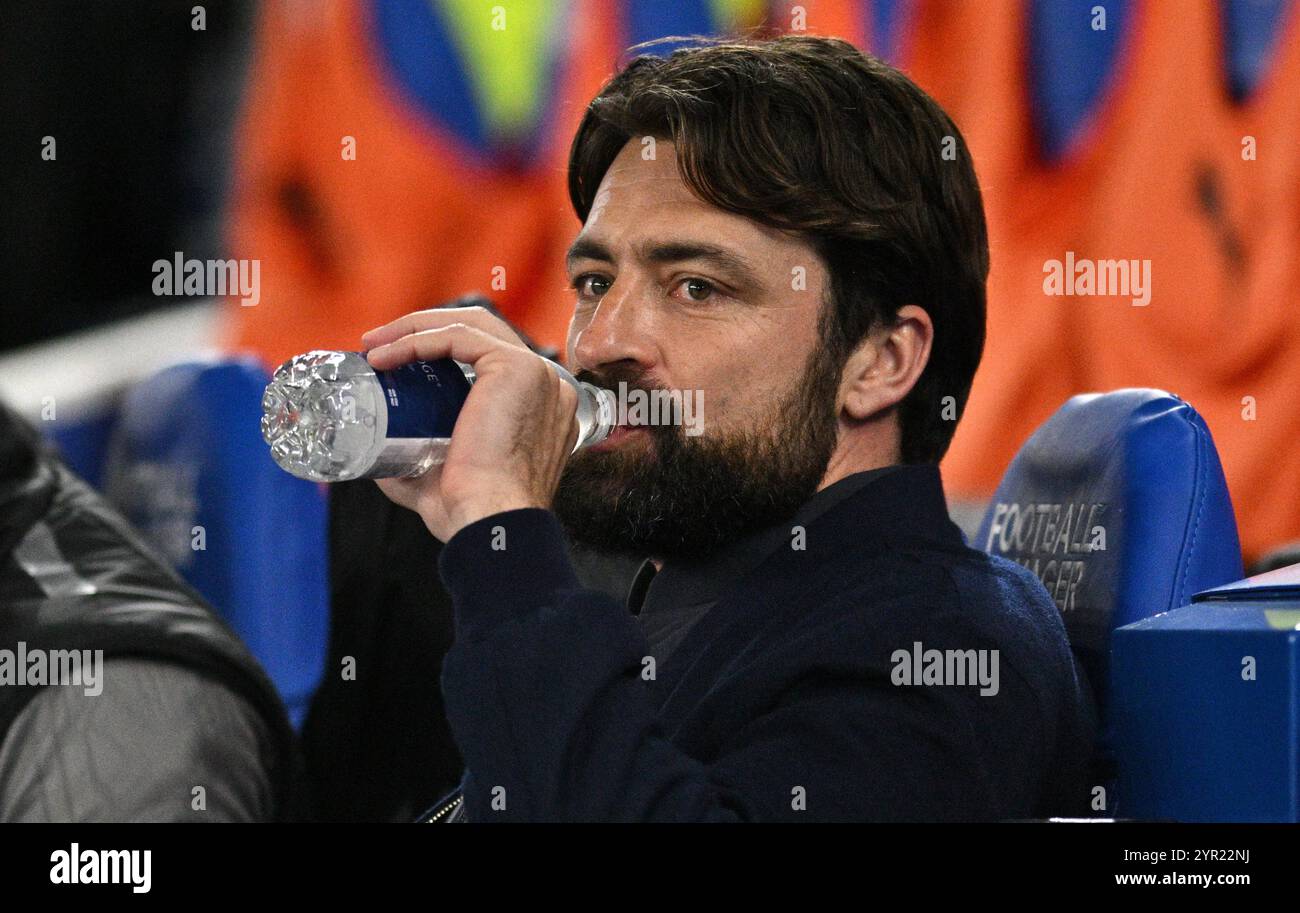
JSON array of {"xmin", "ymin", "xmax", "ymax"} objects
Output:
[
  {"xmin": 361, "ymin": 298, "xmax": 522, "ymax": 349},
  {"xmin": 365, "ymin": 323, "xmax": 524, "ymax": 371}
]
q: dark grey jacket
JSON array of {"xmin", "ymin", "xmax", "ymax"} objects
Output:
[{"xmin": 0, "ymin": 402, "xmax": 293, "ymax": 821}]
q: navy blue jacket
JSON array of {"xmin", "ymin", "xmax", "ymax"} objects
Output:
[{"xmin": 437, "ymin": 465, "xmax": 1096, "ymax": 821}]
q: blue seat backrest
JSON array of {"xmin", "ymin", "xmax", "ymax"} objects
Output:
[
  {"xmin": 43, "ymin": 405, "xmax": 120, "ymax": 491},
  {"xmin": 975, "ymin": 389, "xmax": 1243, "ymax": 806},
  {"xmin": 103, "ymin": 357, "xmax": 329, "ymax": 728}
]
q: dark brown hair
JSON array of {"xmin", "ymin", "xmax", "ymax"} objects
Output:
[{"xmin": 567, "ymin": 34, "xmax": 989, "ymax": 463}]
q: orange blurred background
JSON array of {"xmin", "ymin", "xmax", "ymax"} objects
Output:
[{"xmin": 213, "ymin": 1, "xmax": 1299, "ymax": 564}]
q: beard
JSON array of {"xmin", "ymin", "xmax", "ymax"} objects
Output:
[{"xmin": 552, "ymin": 343, "xmax": 844, "ymax": 563}]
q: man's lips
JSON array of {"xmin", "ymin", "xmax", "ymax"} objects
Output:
[{"xmin": 588, "ymin": 424, "xmax": 651, "ymax": 453}]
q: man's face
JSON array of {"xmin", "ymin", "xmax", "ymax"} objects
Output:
[{"xmin": 554, "ymin": 140, "xmax": 844, "ymax": 561}]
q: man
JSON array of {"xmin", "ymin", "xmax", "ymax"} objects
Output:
[
  {"xmin": 0, "ymin": 402, "xmax": 293, "ymax": 821},
  {"xmin": 364, "ymin": 35, "xmax": 1096, "ymax": 821}
]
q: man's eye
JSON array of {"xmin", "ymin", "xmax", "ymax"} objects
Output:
[
  {"xmin": 677, "ymin": 278, "xmax": 715, "ymax": 302},
  {"xmin": 573, "ymin": 274, "xmax": 611, "ymax": 298}
]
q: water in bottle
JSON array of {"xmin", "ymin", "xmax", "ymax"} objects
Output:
[{"xmin": 261, "ymin": 349, "xmax": 615, "ymax": 482}]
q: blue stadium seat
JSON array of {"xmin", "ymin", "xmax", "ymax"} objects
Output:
[
  {"xmin": 976, "ymin": 389, "xmax": 1242, "ymax": 815},
  {"xmin": 102, "ymin": 357, "xmax": 329, "ymax": 728},
  {"xmin": 1112, "ymin": 563, "xmax": 1300, "ymax": 821},
  {"xmin": 43, "ymin": 406, "xmax": 120, "ymax": 491}
]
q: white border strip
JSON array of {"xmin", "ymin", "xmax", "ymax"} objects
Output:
[{"xmin": 0, "ymin": 300, "xmax": 224, "ymax": 420}]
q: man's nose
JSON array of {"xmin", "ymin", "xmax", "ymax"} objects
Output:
[{"xmin": 571, "ymin": 281, "xmax": 656, "ymax": 372}]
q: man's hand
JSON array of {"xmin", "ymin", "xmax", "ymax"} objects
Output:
[{"xmin": 361, "ymin": 304, "xmax": 579, "ymax": 542}]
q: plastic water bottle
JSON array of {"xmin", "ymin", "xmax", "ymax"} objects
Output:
[{"xmin": 261, "ymin": 350, "xmax": 616, "ymax": 482}]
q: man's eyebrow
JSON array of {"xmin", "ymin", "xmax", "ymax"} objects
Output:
[
  {"xmin": 640, "ymin": 242, "xmax": 760, "ymax": 284},
  {"xmin": 566, "ymin": 237, "xmax": 763, "ymax": 288},
  {"xmin": 565, "ymin": 236, "xmax": 613, "ymax": 269}
]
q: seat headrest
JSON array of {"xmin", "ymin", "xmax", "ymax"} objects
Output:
[
  {"xmin": 976, "ymin": 389, "xmax": 1242, "ymax": 702},
  {"xmin": 102, "ymin": 357, "xmax": 328, "ymax": 725}
]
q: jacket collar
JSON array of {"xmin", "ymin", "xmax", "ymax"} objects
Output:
[{"xmin": 627, "ymin": 464, "xmax": 964, "ymax": 617}]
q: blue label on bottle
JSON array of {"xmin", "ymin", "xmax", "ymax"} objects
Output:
[{"xmin": 370, "ymin": 357, "xmax": 471, "ymax": 438}]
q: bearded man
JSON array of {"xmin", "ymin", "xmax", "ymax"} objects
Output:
[{"xmin": 364, "ymin": 35, "xmax": 1096, "ymax": 822}]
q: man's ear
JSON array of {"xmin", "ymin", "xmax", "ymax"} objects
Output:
[{"xmin": 840, "ymin": 305, "xmax": 934, "ymax": 421}]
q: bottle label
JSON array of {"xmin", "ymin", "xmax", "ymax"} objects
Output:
[{"xmin": 371, "ymin": 358, "xmax": 471, "ymax": 439}]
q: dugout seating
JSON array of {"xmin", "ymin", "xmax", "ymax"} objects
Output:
[{"xmin": 976, "ymin": 389, "xmax": 1243, "ymax": 816}]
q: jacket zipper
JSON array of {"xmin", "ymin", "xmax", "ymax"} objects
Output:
[{"xmin": 425, "ymin": 792, "xmax": 465, "ymax": 823}]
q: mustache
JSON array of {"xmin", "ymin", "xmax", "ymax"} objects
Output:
[{"xmin": 572, "ymin": 366, "xmax": 661, "ymax": 396}]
